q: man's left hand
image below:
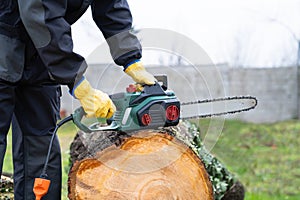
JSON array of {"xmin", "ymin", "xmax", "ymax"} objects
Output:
[{"xmin": 125, "ymin": 60, "xmax": 156, "ymax": 85}]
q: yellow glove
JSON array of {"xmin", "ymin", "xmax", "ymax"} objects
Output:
[
  {"xmin": 125, "ymin": 60, "xmax": 156, "ymax": 85},
  {"xmin": 73, "ymin": 78, "xmax": 116, "ymax": 118}
]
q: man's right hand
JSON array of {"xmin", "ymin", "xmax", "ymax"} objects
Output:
[{"xmin": 73, "ymin": 77, "xmax": 116, "ymax": 118}]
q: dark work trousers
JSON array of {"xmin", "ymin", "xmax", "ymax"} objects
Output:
[{"xmin": 0, "ymin": 53, "xmax": 62, "ymax": 200}]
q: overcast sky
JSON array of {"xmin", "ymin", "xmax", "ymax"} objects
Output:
[{"xmin": 72, "ymin": 0, "xmax": 300, "ymax": 67}]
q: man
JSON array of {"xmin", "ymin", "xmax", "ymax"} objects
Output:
[{"xmin": 0, "ymin": 0, "xmax": 155, "ymax": 199}]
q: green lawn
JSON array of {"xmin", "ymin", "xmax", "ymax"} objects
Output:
[
  {"xmin": 196, "ymin": 119, "xmax": 300, "ymax": 200},
  {"xmin": 3, "ymin": 119, "xmax": 300, "ymax": 199}
]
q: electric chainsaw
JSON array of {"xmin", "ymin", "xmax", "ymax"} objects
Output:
[{"xmin": 72, "ymin": 75, "xmax": 257, "ymax": 132}]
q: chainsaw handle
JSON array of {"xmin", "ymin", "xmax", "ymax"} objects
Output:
[
  {"xmin": 154, "ymin": 75, "xmax": 168, "ymax": 90},
  {"xmin": 72, "ymin": 107, "xmax": 120, "ymax": 132},
  {"xmin": 72, "ymin": 107, "xmax": 93, "ymax": 133}
]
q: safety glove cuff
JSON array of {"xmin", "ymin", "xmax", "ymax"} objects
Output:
[
  {"xmin": 125, "ymin": 60, "xmax": 156, "ymax": 85},
  {"xmin": 73, "ymin": 78, "xmax": 92, "ymax": 99}
]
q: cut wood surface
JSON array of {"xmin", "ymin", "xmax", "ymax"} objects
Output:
[{"xmin": 68, "ymin": 131, "xmax": 213, "ymax": 200}]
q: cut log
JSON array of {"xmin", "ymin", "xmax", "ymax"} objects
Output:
[
  {"xmin": 68, "ymin": 130, "xmax": 213, "ymax": 200},
  {"xmin": 68, "ymin": 121, "xmax": 245, "ymax": 200}
]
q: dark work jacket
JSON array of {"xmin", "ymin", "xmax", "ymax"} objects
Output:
[{"xmin": 0, "ymin": 0, "xmax": 142, "ymax": 87}]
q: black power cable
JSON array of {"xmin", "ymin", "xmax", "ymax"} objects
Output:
[{"xmin": 40, "ymin": 115, "xmax": 73, "ymax": 178}]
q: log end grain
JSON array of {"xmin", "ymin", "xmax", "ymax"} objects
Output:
[{"xmin": 68, "ymin": 131, "xmax": 213, "ymax": 200}]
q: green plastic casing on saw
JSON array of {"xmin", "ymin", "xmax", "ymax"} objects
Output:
[{"xmin": 72, "ymin": 81, "xmax": 180, "ymax": 133}]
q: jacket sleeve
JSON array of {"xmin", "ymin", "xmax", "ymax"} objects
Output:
[
  {"xmin": 17, "ymin": 0, "xmax": 87, "ymax": 87},
  {"xmin": 91, "ymin": 0, "xmax": 142, "ymax": 67}
]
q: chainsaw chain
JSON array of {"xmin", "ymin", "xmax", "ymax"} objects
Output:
[{"xmin": 180, "ymin": 96, "xmax": 258, "ymax": 119}]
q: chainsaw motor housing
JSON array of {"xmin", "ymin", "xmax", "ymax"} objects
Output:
[{"xmin": 110, "ymin": 81, "xmax": 180, "ymax": 132}]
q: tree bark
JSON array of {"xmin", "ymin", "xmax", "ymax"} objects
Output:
[{"xmin": 68, "ymin": 129, "xmax": 213, "ymax": 200}]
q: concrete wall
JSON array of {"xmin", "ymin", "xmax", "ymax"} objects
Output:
[
  {"xmin": 221, "ymin": 66, "xmax": 298, "ymax": 123},
  {"xmin": 61, "ymin": 64, "xmax": 299, "ymax": 123}
]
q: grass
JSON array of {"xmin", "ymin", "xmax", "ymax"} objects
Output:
[
  {"xmin": 3, "ymin": 119, "xmax": 300, "ymax": 199},
  {"xmin": 196, "ymin": 119, "xmax": 300, "ymax": 200}
]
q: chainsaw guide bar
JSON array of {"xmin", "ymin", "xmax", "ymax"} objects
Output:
[{"xmin": 180, "ymin": 96, "xmax": 258, "ymax": 119}]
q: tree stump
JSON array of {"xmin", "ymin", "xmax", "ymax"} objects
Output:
[
  {"xmin": 68, "ymin": 121, "xmax": 245, "ymax": 200},
  {"xmin": 68, "ymin": 129, "xmax": 213, "ymax": 200}
]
